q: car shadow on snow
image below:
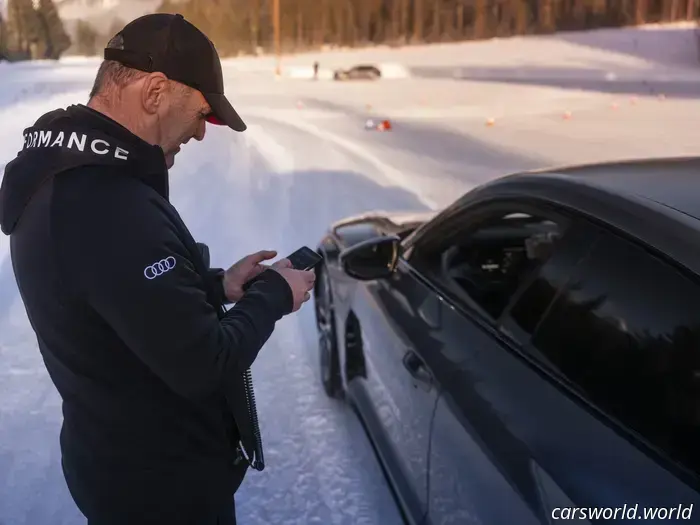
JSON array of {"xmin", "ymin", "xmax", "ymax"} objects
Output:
[
  {"xmin": 409, "ymin": 65, "xmax": 700, "ymax": 99},
  {"xmin": 553, "ymin": 26, "xmax": 700, "ymax": 69}
]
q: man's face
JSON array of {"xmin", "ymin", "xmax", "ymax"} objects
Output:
[{"xmin": 157, "ymin": 83, "xmax": 210, "ymax": 169}]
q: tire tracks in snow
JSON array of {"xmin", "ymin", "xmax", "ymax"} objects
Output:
[
  {"xmin": 244, "ymin": 109, "xmax": 440, "ymax": 211},
  {"xmin": 169, "ymin": 119, "xmax": 407, "ymax": 524}
]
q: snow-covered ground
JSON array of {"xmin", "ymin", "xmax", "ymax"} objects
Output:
[{"xmin": 2, "ymin": 23, "xmax": 700, "ymax": 524}]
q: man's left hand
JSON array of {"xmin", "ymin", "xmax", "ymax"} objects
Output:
[{"xmin": 222, "ymin": 250, "xmax": 278, "ymax": 302}]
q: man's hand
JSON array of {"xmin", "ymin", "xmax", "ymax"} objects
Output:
[
  {"xmin": 222, "ymin": 250, "xmax": 278, "ymax": 302},
  {"xmin": 271, "ymin": 258, "xmax": 316, "ymax": 312}
]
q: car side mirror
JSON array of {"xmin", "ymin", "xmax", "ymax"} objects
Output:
[{"xmin": 339, "ymin": 235, "xmax": 401, "ymax": 280}]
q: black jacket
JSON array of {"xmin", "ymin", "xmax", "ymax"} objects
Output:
[{"xmin": 0, "ymin": 104, "xmax": 293, "ymax": 523}]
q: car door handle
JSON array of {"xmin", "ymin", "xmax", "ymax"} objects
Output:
[{"xmin": 402, "ymin": 351, "xmax": 432, "ymax": 385}]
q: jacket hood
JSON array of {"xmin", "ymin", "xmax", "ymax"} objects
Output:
[{"xmin": 0, "ymin": 104, "xmax": 169, "ymax": 235}]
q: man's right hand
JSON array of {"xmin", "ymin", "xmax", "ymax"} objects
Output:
[{"xmin": 271, "ymin": 258, "xmax": 316, "ymax": 312}]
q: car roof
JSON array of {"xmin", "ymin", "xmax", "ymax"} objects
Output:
[
  {"xmin": 408, "ymin": 156, "xmax": 700, "ymax": 277},
  {"xmin": 514, "ymin": 156, "xmax": 700, "ymax": 276},
  {"xmin": 527, "ymin": 156, "xmax": 700, "ymax": 221}
]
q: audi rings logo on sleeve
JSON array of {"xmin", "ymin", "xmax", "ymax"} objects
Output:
[{"xmin": 144, "ymin": 256, "xmax": 177, "ymax": 280}]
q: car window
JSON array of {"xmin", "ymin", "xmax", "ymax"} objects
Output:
[
  {"xmin": 412, "ymin": 207, "xmax": 567, "ymax": 320},
  {"xmin": 502, "ymin": 220, "xmax": 599, "ymax": 342},
  {"xmin": 530, "ymin": 230, "xmax": 700, "ymax": 478}
]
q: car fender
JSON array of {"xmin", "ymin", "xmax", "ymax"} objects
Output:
[{"xmin": 316, "ymin": 234, "xmax": 365, "ymax": 389}]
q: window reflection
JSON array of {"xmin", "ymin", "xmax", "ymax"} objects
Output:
[{"xmin": 530, "ymin": 232, "xmax": 700, "ymax": 477}]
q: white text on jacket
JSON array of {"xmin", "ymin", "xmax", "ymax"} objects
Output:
[{"xmin": 23, "ymin": 130, "xmax": 129, "ymax": 160}]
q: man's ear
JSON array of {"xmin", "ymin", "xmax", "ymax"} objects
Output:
[{"xmin": 141, "ymin": 73, "xmax": 169, "ymax": 115}]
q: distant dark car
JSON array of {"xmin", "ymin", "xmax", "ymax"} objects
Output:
[
  {"xmin": 333, "ymin": 64, "xmax": 381, "ymax": 81},
  {"xmin": 313, "ymin": 157, "xmax": 700, "ymax": 524}
]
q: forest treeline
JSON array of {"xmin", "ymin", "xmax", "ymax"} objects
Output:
[
  {"xmin": 0, "ymin": 0, "xmax": 70, "ymax": 60},
  {"xmin": 154, "ymin": 0, "xmax": 700, "ymax": 56},
  {"xmin": 1, "ymin": 0, "xmax": 698, "ymax": 60}
]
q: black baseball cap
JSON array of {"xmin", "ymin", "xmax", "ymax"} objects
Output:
[{"xmin": 104, "ymin": 13, "xmax": 246, "ymax": 132}]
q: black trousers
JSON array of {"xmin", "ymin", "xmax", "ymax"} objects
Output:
[
  {"xmin": 86, "ymin": 498, "xmax": 236, "ymax": 525},
  {"xmin": 65, "ymin": 452, "xmax": 247, "ymax": 525},
  {"xmin": 215, "ymin": 497, "xmax": 237, "ymax": 525}
]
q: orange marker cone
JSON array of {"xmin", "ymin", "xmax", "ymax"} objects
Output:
[
  {"xmin": 377, "ymin": 119, "xmax": 392, "ymax": 131},
  {"xmin": 562, "ymin": 111, "xmax": 572, "ymax": 120},
  {"xmin": 486, "ymin": 117, "xmax": 496, "ymax": 127}
]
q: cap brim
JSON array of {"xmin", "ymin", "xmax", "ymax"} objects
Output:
[{"xmin": 204, "ymin": 93, "xmax": 247, "ymax": 132}]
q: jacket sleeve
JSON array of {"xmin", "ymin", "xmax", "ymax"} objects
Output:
[
  {"xmin": 61, "ymin": 189, "xmax": 293, "ymax": 402},
  {"xmin": 206, "ymin": 267, "xmax": 233, "ymax": 306}
]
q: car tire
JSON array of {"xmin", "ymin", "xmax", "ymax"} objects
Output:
[{"xmin": 315, "ymin": 265, "xmax": 343, "ymax": 399}]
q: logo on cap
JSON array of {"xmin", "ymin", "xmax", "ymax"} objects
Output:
[{"xmin": 107, "ymin": 33, "xmax": 124, "ymax": 50}]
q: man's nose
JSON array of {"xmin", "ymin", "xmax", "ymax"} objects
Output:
[{"xmin": 194, "ymin": 120, "xmax": 206, "ymax": 141}]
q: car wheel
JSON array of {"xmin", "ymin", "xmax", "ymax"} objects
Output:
[{"xmin": 315, "ymin": 265, "xmax": 343, "ymax": 399}]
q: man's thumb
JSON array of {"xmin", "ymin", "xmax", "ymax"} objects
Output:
[
  {"xmin": 274, "ymin": 258, "xmax": 293, "ymax": 269},
  {"xmin": 254, "ymin": 250, "xmax": 277, "ymax": 262}
]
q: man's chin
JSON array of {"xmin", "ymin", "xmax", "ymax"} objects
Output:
[{"xmin": 165, "ymin": 153, "xmax": 176, "ymax": 169}]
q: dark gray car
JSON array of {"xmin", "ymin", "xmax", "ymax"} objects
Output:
[{"xmin": 313, "ymin": 156, "xmax": 700, "ymax": 524}]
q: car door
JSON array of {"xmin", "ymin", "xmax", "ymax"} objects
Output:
[
  {"xmin": 350, "ymin": 248, "xmax": 445, "ymax": 524},
  {"xmin": 403, "ymin": 199, "xmax": 593, "ymax": 524},
  {"xmin": 423, "ymin": 208, "xmax": 700, "ymax": 524},
  {"xmin": 499, "ymin": 222, "xmax": 700, "ymax": 514}
]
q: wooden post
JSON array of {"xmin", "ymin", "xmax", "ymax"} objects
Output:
[
  {"xmin": 456, "ymin": 2, "xmax": 464, "ymax": 37},
  {"xmin": 474, "ymin": 0, "xmax": 486, "ymax": 39},
  {"xmin": 671, "ymin": 0, "xmax": 682, "ymax": 20},
  {"xmin": 274, "ymin": 0, "xmax": 280, "ymax": 76},
  {"xmin": 636, "ymin": 0, "xmax": 648, "ymax": 25},
  {"xmin": 413, "ymin": 0, "xmax": 423, "ymax": 42},
  {"xmin": 296, "ymin": 9, "xmax": 302, "ymax": 50}
]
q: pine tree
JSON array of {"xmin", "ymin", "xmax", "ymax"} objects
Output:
[
  {"xmin": 0, "ymin": 12, "xmax": 7, "ymax": 58},
  {"xmin": 538, "ymin": 0, "xmax": 556, "ymax": 32},
  {"xmin": 6, "ymin": 0, "xmax": 43, "ymax": 59},
  {"xmin": 75, "ymin": 19, "xmax": 97, "ymax": 56},
  {"xmin": 109, "ymin": 18, "xmax": 126, "ymax": 39},
  {"xmin": 636, "ymin": 0, "xmax": 649, "ymax": 24},
  {"xmin": 156, "ymin": 0, "xmax": 179, "ymax": 15},
  {"xmin": 98, "ymin": 17, "xmax": 126, "ymax": 51},
  {"xmin": 37, "ymin": 0, "xmax": 70, "ymax": 59},
  {"xmin": 413, "ymin": 0, "xmax": 423, "ymax": 40},
  {"xmin": 203, "ymin": 0, "xmax": 239, "ymax": 56},
  {"xmin": 474, "ymin": 0, "xmax": 487, "ymax": 38}
]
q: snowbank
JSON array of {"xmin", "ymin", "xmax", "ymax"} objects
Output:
[{"xmin": 378, "ymin": 63, "xmax": 411, "ymax": 79}]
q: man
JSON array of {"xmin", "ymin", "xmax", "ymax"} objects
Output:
[{"xmin": 0, "ymin": 13, "xmax": 315, "ymax": 525}]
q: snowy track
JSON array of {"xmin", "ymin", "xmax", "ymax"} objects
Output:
[{"xmin": 2, "ymin": 24, "xmax": 700, "ymax": 524}]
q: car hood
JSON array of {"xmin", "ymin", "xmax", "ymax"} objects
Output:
[{"xmin": 331, "ymin": 209, "xmax": 437, "ymax": 234}]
